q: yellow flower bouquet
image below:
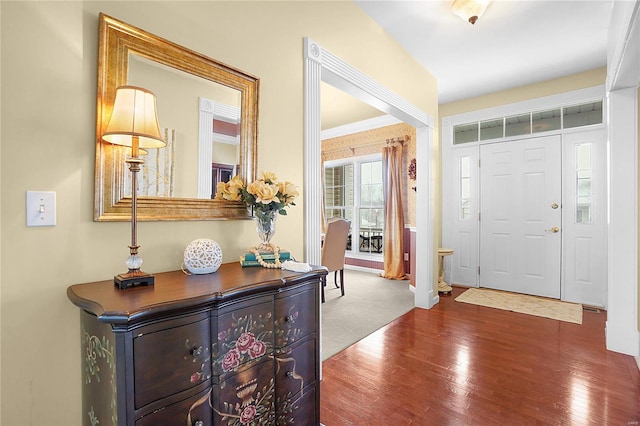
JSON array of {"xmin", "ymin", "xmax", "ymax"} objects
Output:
[{"xmin": 215, "ymin": 172, "xmax": 299, "ymax": 257}]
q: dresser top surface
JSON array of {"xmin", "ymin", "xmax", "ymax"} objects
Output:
[{"xmin": 67, "ymin": 262, "xmax": 326, "ymax": 325}]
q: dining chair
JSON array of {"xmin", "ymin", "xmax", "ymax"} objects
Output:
[{"xmin": 321, "ymin": 218, "xmax": 351, "ymax": 303}]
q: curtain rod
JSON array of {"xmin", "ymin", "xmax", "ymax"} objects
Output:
[{"xmin": 322, "ymin": 135, "xmax": 410, "ymax": 155}]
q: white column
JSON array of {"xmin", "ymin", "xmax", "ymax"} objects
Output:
[
  {"xmin": 607, "ymin": 87, "xmax": 640, "ymax": 356},
  {"xmin": 415, "ymin": 125, "xmax": 436, "ymax": 308},
  {"xmin": 303, "ymin": 39, "xmax": 323, "ymax": 265}
]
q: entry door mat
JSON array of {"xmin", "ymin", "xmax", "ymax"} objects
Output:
[{"xmin": 455, "ymin": 288, "xmax": 583, "ymax": 324}]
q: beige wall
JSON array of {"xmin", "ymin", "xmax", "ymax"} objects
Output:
[
  {"xmin": 439, "ymin": 67, "xmax": 607, "ymax": 118},
  {"xmin": 0, "ymin": 1, "xmax": 437, "ymax": 424}
]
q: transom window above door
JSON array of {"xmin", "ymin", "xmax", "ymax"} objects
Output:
[{"xmin": 453, "ymin": 100, "xmax": 603, "ymax": 144}]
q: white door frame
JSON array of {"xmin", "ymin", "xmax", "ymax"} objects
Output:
[{"xmin": 303, "ymin": 37, "xmax": 436, "ymax": 309}]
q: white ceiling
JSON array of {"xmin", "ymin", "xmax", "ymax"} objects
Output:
[{"xmin": 354, "ymin": 0, "xmax": 613, "ymax": 104}]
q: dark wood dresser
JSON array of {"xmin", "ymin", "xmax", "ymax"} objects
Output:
[{"xmin": 67, "ymin": 262, "xmax": 326, "ymax": 426}]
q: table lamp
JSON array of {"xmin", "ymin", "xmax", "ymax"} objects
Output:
[{"xmin": 102, "ymin": 85, "xmax": 166, "ymax": 289}]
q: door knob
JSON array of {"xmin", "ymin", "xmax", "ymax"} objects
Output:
[
  {"xmin": 545, "ymin": 227, "xmax": 560, "ymax": 233},
  {"xmin": 551, "ymin": 203, "xmax": 559, "ymax": 209}
]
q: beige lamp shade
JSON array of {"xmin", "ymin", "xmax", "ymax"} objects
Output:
[
  {"xmin": 452, "ymin": 0, "xmax": 490, "ymax": 25},
  {"xmin": 102, "ymin": 85, "xmax": 166, "ymax": 150}
]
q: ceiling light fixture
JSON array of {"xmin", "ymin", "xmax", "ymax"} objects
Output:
[{"xmin": 452, "ymin": 0, "xmax": 491, "ymax": 25}]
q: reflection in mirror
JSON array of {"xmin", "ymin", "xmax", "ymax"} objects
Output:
[
  {"xmin": 197, "ymin": 96, "xmax": 241, "ymax": 199},
  {"xmin": 95, "ymin": 13, "xmax": 258, "ymax": 221},
  {"xmin": 126, "ymin": 55, "xmax": 241, "ymax": 199}
]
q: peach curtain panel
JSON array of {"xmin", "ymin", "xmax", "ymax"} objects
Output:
[{"xmin": 381, "ymin": 141, "xmax": 408, "ymax": 280}]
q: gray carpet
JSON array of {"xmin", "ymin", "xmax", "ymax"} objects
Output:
[{"xmin": 321, "ymin": 269, "xmax": 415, "ymax": 360}]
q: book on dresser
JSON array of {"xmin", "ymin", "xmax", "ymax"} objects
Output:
[
  {"xmin": 240, "ymin": 251, "xmax": 291, "ymax": 266},
  {"xmin": 66, "ymin": 262, "xmax": 326, "ymax": 426}
]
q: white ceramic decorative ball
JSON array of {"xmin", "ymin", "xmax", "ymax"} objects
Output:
[{"xmin": 183, "ymin": 239, "xmax": 223, "ymax": 274}]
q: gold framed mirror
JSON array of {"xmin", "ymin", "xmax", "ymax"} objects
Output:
[{"xmin": 95, "ymin": 13, "xmax": 258, "ymax": 221}]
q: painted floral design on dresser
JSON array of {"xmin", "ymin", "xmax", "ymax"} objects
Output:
[
  {"xmin": 275, "ymin": 392, "xmax": 300, "ymax": 425},
  {"xmin": 82, "ymin": 324, "xmax": 117, "ymax": 426},
  {"xmin": 184, "ymin": 338, "xmax": 211, "ymax": 384},
  {"xmin": 275, "ymin": 355, "xmax": 305, "ymax": 425},
  {"xmin": 213, "ymin": 310, "xmax": 274, "ymax": 374},
  {"xmin": 274, "ymin": 304, "xmax": 304, "ymax": 347},
  {"xmin": 216, "ymin": 377, "xmax": 275, "ymax": 425}
]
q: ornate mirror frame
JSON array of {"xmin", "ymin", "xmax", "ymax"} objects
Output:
[{"xmin": 95, "ymin": 13, "xmax": 258, "ymax": 221}]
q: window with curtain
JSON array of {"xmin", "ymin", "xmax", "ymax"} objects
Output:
[{"xmin": 324, "ymin": 155, "xmax": 384, "ymax": 256}]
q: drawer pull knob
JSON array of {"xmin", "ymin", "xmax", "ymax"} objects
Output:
[
  {"xmin": 194, "ymin": 421, "xmax": 204, "ymax": 426},
  {"xmin": 286, "ymin": 371, "xmax": 294, "ymax": 378},
  {"xmin": 285, "ymin": 315, "xmax": 295, "ymax": 323},
  {"xmin": 190, "ymin": 346, "xmax": 203, "ymax": 357}
]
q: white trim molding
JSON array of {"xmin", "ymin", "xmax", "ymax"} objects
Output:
[
  {"xmin": 606, "ymin": 1, "xmax": 640, "ymax": 92},
  {"xmin": 321, "ymin": 115, "xmax": 402, "ymax": 140},
  {"xmin": 303, "ymin": 37, "xmax": 436, "ymax": 309},
  {"xmin": 606, "ymin": 87, "xmax": 639, "ymax": 356},
  {"xmin": 605, "ymin": 0, "xmax": 640, "ymax": 357}
]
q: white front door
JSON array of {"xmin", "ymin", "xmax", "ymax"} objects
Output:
[{"xmin": 480, "ymin": 135, "xmax": 562, "ymax": 298}]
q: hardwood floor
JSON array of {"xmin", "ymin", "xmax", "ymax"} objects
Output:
[{"xmin": 320, "ymin": 287, "xmax": 640, "ymax": 425}]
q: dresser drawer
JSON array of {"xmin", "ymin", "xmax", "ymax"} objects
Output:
[
  {"xmin": 212, "ymin": 359, "xmax": 276, "ymax": 425},
  {"xmin": 275, "ymin": 337, "xmax": 317, "ymax": 404},
  {"xmin": 276, "ymin": 385, "xmax": 316, "ymax": 426},
  {"xmin": 135, "ymin": 386, "xmax": 212, "ymax": 426},
  {"xmin": 274, "ymin": 285, "xmax": 317, "ymax": 348},
  {"xmin": 212, "ymin": 299, "xmax": 274, "ymax": 376},
  {"xmin": 133, "ymin": 316, "xmax": 211, "ymax": 409},
  {"xmin": 69, "ymin": 264, "xmax": 324, "ymax": 426}
]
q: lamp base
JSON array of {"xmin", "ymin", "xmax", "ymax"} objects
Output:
[{"xmin": 114, "ymin": 269, "xmax": 155, "ymax": 289}]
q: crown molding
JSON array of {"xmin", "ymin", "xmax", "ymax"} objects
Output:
[{"xmin": 321, "ymin": 115, "xmax": 402, "ymax": 140}]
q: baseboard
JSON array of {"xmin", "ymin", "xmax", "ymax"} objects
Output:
[
  {"xmin": 605, "ymin": 321, "xmax": 640, "ymax": 356},
  {"xmin": 344, "ymin": 264, "xmax": 383, "ymax": 274}
]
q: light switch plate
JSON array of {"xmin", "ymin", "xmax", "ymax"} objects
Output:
[{"xmin": 26, "ymin": 191, "xmax": 56, "ymax": 227}]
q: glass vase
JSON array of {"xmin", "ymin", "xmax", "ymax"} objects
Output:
[{"xmin": 254, "ymin": 209, "xmax": 277, "ymax": 250}]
